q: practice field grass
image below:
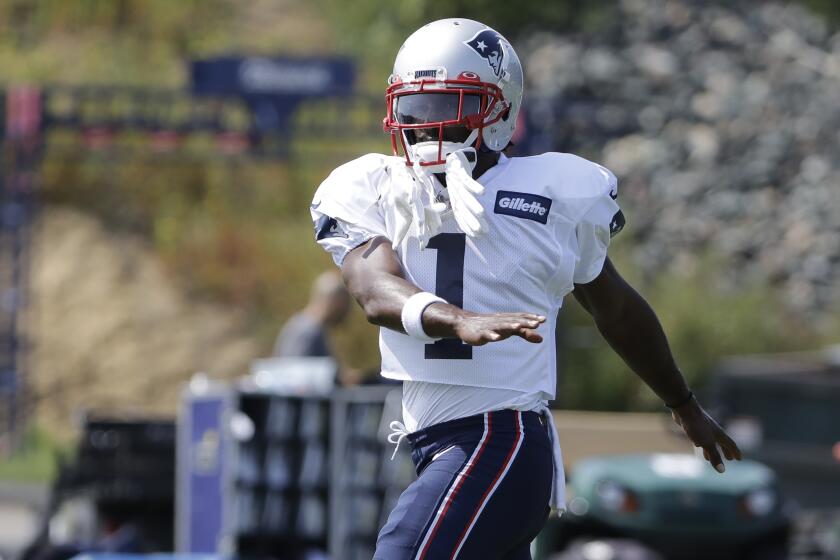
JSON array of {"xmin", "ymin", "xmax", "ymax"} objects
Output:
[{"xmin": 0, "ymin": 430, "xmax": 60, "ymax": 483}]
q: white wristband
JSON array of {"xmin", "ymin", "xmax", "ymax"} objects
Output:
[{"xmin": 401, "ymin": 292, "xmax": 447, "ymax": 342}]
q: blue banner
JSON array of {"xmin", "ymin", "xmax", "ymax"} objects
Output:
[
  {"xmin": 190, "ymin": 56, "xmax": 355, "ymax": 133},
  {"xmin": 191, "ymin": 56, "xmax": 354, "ymax": 97}
]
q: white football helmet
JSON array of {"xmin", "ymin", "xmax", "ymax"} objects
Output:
[{"xmin": 384, "ymin": 18, "xmax": 524, "ymax": 171}]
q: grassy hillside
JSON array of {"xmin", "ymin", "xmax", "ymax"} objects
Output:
[
  {"xmin": 2, "ymin": 1, "xmax": 389, "ymax": 398},
  {"xmin": 0, "ymin": 0, "xmax": 338, "ymax": 86}
]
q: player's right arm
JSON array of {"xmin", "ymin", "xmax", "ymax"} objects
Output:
[{"xmin": 341, "ymin": 236, "xmax": 545, "ymax": 345}]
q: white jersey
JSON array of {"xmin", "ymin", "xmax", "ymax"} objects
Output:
[{"xmin": 311, "ymin": 151, "xmax": 621, "ymax": 398}]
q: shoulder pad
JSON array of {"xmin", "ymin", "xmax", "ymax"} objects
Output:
[{"xmin": 509, "ymin": 152, "xmax": 617, "ymax": 223}]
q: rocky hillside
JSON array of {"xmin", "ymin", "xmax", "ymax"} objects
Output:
[
  {"xmin": 523, "ymin": 0, "xmax": 840, "ymax": 316},
  {"xmin": 27, "ymin": 208, "xmax": 261, "ymax": 438}
]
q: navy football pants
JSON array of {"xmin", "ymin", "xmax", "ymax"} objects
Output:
[{"xmin": 374, "ymin": 410, "xmax": 553, "ymax": 560}]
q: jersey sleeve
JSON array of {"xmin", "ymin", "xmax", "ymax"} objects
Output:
[
  {"xmin": 573, "ymin": 164, "xmax": 624, "ymax": 284},
  {"xmin": 310, "ymin": 154, "xmax": 390, "ymax": 267}
]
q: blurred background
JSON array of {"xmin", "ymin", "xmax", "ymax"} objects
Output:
[{"xmin": 1, "ymin": 0, "xmax": 839, "ymax": 559}]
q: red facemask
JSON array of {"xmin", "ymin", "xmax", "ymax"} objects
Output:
[{"xmin": 383, "ymin": 73, "xmax": 508, "ymax": 168}]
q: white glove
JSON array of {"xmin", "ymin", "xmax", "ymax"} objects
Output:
[
  {"xmin": 422, "ymin": 200, "xmax": 446, "ymax": 247},
  {"xmin": 389, "ymin": 181, "xmax": 414, "ymax": 250},
  {"xmin": 411, "ymin": 163, "xmax": 447, "ymax": 249},
  {"xmin": 445, "ymin": 149, "xmax": 488, "ymax": 238},
  {"xmin": 388, "ymin": 164, "xmax": 446, "ymax": 250}
]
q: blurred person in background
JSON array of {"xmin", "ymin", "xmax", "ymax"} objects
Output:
[
  {"xmin": 273, "ymin": 269, "xmax": 363, "ymax": 385},
  {"xmin": 312, "ymin": 18, "xmax": 741, "ymax": 560},
  {"xmin": 274, "ymin": 270, "xmax": 350, "ymax": 358}
]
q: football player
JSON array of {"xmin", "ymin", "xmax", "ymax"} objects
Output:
[{"xmin": 311, "ymin": 18, "xmax": 741, "ymax": 560}]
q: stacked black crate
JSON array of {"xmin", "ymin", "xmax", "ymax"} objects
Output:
[
  {"xmin": 232, "ymin": 390, "xmax": 331, "ymax": 556},
  {"xmin": 61, "ymin": 416, "xmax": 176, "ymax": 550},
  {"xmin": 296, "ymin": 399, "xmax": 330, "ymax": 540},
  {"xmin": 330, "ymin": 386, "xmax": 416, "ymax": 560}
]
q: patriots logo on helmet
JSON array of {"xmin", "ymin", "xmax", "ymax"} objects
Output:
[{"xmin": 464, "ymin": 29, "xmax": 506, "ymax": 77}]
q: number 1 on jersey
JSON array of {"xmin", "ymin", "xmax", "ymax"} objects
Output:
[{"xmin": 425, "ymin": 233, "xmax": 473, "ymax": 360}]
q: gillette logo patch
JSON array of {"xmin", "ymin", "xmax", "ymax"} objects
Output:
[{"xmin": 494, "ymin": 191, "xmax": 552, "ymax": 224}]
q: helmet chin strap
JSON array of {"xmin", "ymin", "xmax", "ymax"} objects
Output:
[{"xmin": 408, "ymin": 129, "xmax": 480, "ymax": 174}]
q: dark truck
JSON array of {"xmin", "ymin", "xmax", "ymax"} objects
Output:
[
  {"xmin": 711, "ymin": 351, "xmax": 840, "ymax": 558},
  {"xmin": 711, "ymin": 351, "xmax": 840, "ymax": 511}
]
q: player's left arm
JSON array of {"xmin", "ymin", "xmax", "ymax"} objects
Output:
[{"xmin": 573, "ymin": 258, "xmax": 742, "ymax": 472}]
